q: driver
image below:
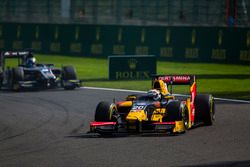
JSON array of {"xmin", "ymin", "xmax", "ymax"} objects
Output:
[
  {"xmin": 26, "ymin": 57, "xmax": 36, "ymax": 68},
  {"xmin": 147, "ymin": 89, "xmax": 162, "ymax": 101}
]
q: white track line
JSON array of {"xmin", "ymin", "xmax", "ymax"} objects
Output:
[
  {"xmin": 213, "ymin": 97, "xmax": 250, "ymax": 104},
  {"xmin": 82, "ymin": 86, "xmax": 146, "ymax": 94},
  {"xmin": 81, "ymin": 86, "xmax": 250, "ymax": 104}
]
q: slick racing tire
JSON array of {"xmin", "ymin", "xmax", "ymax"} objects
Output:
[
  {"xmin": 12, "ymin": 67, "xmax": 24, "ymax": 91},
  {"xmin": 194, "ymin": 94, "xmax": 215, "ymax": 126},
  {"xmin": 62, "ymin": 66, "xmax": 77, "ymax": 90},
  {"xmin": 95, "ymin": 101, "xmax": 117, "ymax": 122},
  {"xmin": 62, "ymin": 66, "xmax": 77, "ymax": 80},
  {"xmin": 164, "ymin": 100, "xmax": 189, "ymax": 131}
]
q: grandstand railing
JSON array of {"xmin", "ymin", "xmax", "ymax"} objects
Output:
[{"xmin": 0, "ymin": 0, "xmax": 249, "ymax": 26}]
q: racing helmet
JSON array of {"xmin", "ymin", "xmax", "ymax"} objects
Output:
[
  {"xmin": 147, "ymin": 89, "xmax": 161, "ymax": 101},
  {"xmin": 26, "ymin": 57, "xmax": 36, "ymax": 67}
]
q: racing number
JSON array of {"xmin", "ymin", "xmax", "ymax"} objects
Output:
[{"xmin": 132, "ymin": 105, "xmax": 145, "ymax": 111}]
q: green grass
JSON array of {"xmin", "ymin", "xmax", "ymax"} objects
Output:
[{"xmin": 6, "ymin": 54, "xmax": 250, "ymax": 100}]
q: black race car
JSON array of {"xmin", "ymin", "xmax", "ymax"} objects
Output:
[{"xmin": 0, "ymin": 50, "xmax": 80, "ymax": 91}]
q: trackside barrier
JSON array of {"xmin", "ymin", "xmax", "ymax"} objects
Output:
[{"xmin": 0, "ymin": 23, "xmax": 249, "ymax": 64}]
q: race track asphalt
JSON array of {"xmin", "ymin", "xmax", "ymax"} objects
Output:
[{"xmin": 0, "ymin": 88, "xmax": 250, "ymax": 167}]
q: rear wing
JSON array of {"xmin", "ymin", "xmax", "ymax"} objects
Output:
[
  {"xmin": 152, "ymin": 75, "xmax": 197, "ymax": 123},
  {"xmin": 152, "ymin": 75, "xmax": 197, "ymax": 99},
  {"xmin": 152, "ymin": 75, "xmax": 195, "ymax": 86},
  {"xmin": 1, "ymin": 51, "xmax": 31, "ymax": 58},
  {"xmin": 0, "ymin": 50, "xmax": 32, "ymax": 70}
]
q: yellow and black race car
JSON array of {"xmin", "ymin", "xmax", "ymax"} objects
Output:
[{"xmin": 90, "ymin": 75, "xmax": 215, "ymax": 135}]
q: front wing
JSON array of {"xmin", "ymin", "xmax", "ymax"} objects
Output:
[
  {"xmin": 89, "ymin": 121, "xmax": 185, "ymax": 134},
  {"xmin": 12, "ymin": 79, "xmax": 80, "ymax": 90}
]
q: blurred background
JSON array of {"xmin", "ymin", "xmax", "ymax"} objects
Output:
[
  {"xmin": 0, "ymin": 0, "xmax": 249, "ymax": 98},
  {"xmin": 0, "ymin": 0, "xmax": 249, "ymax": 26},
  {"xmin": 0, "ymin": 0, "xmax": 249, "ymax": 64}
]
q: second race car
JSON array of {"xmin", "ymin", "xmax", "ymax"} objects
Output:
[{"xmin": 0, "ymin": 50, "xmax": 80, "ymax": 91}]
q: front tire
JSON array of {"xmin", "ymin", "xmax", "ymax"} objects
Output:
[
  {"xmin": 164, "ymin": 100, "xmax": 189, "ymax": 132},
  {"xmin": 62, "ymin": 66, "xmax": 77, "ymax": 80},
  {"xmin": 95, "ymin": 101, "xmax": 117, "ymax": 122},
  {"xmin": 61, "ymin": 66, "xmax": 77, "ymax": 90}
]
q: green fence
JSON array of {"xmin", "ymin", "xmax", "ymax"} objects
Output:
[{"xmin": 0, "ymin": 23, "xmax": 249, "ymax": 64}]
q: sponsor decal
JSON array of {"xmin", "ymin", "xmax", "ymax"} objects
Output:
[
  {"xmin": 173, "ymin": 76, "xmax": 191, "ymax": 82},
  {"xmin": 115, "ymin": 71, "xmax": 150, "ymax": 80},
  {"xmin": 158, "ymin": 76, "xmax": 171, "ymax": 82},
  {"xmin": 158, "ymin": 75, "xmax": 191, "ymax": 83},
  {"xmin": 4, "ymin": 51, "xmax": 29, "ymax": 56},
  {"xmin": 128, "ymin": 58, "xmax": 137, "ymax": 70},
  {"xmin": 109, "ymin": 55, "xmax": 156, "ymax": 80}
]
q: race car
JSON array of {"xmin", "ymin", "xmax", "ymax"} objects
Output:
[
  {"xmin": 89, "ymin": 75, "xmax": 215, "ymax": 135},
  {"xmin": 0, "ymin": 50, "xmax": 80, "ymax": 91}
]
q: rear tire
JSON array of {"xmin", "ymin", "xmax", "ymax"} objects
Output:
[
  {"xmin": 12, "ymin": 67, "xmax": 24, "ymax": 91},
  {"xmin": 194, "ymin": 94, "xmax": 215, "ymax": 126},
  {"xmin": 95, "ymin": 101, "xmax": 117, "ymax": 122}
]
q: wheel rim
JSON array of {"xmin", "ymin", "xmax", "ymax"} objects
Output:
[
  {"xmin": 210, "ymin": 98, "xmax": 215, "ymax": 121},
  {"xmin": 182, "ymin": 107, "xmax": 189, "ymax": 129},
  {"xmin": 109, "ymin": 104, "xmax": 117, "ymax": 120}
]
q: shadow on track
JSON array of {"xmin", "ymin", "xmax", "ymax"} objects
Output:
[
  {"xmin": 182, "ymin": 160, "xmax": 250, "ymax": 167},
  {"xmin": 66, "ymin": 132, "xmax": 180, "ymax": 139}
]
